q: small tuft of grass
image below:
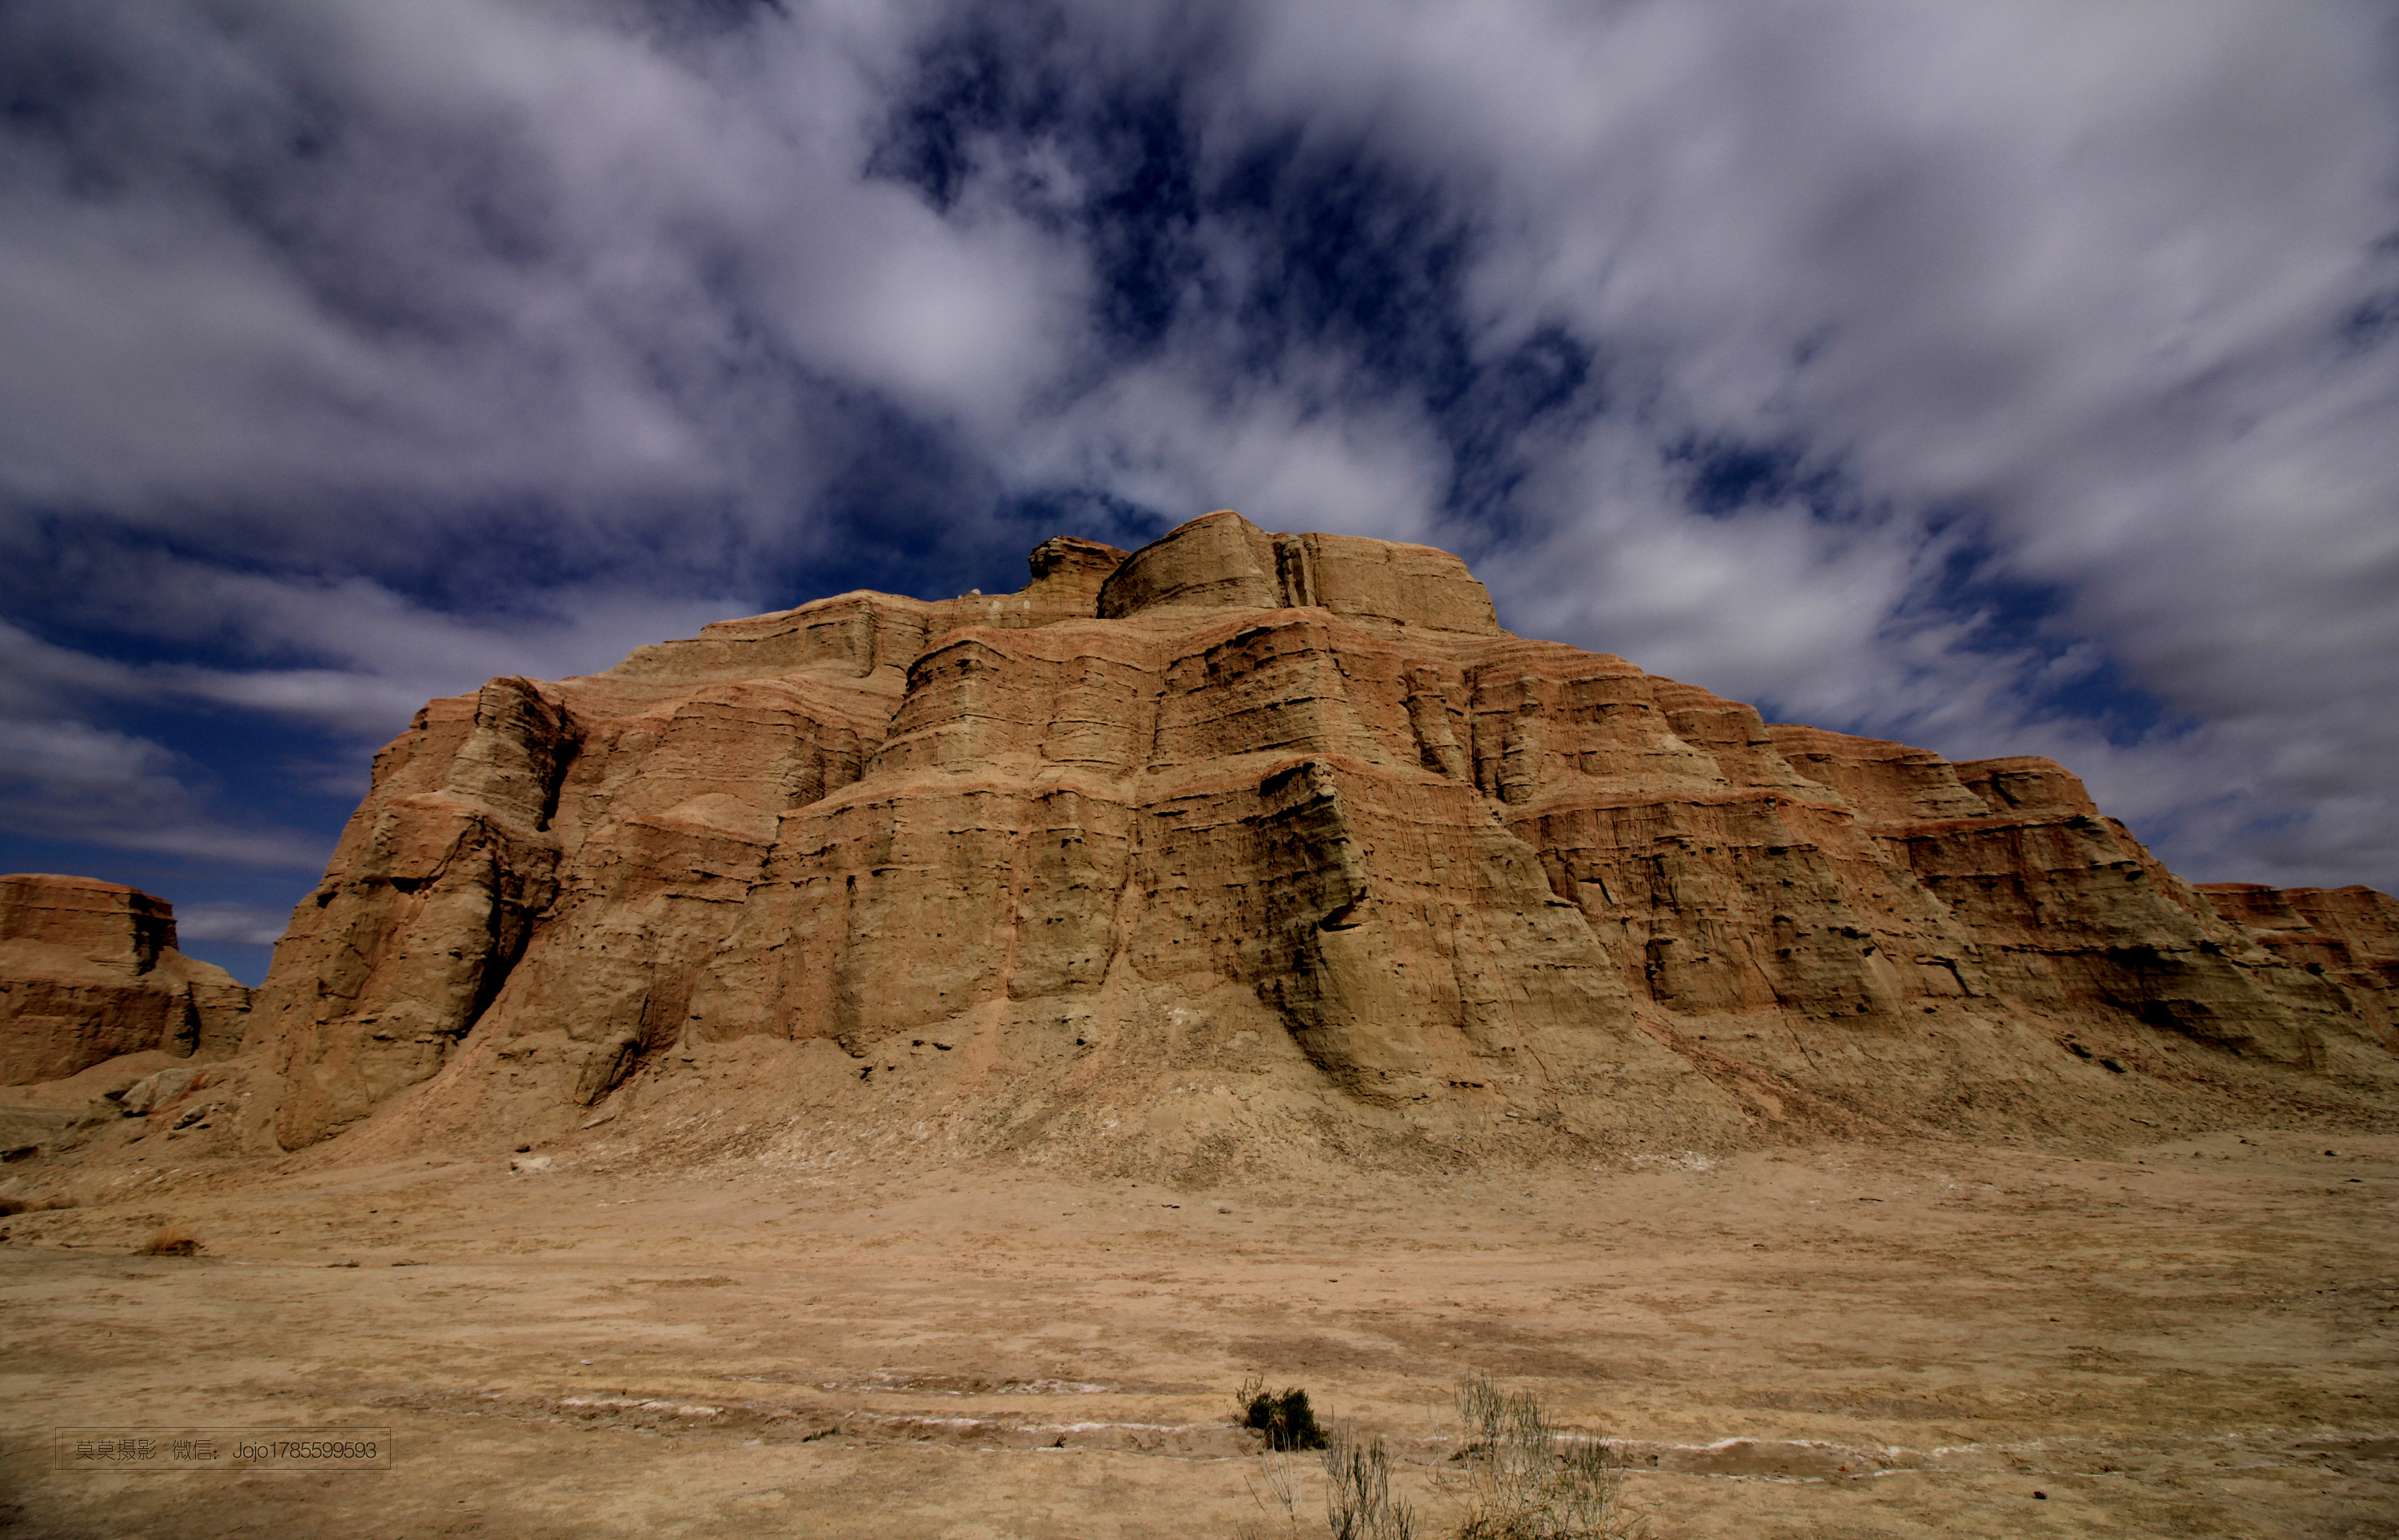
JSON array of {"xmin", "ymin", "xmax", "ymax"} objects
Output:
[
  {"xmin": 1239, "ymin": 1374, "xmax": 1331, "ymax": 1451},
  {"xmin": 139, "ymin": 1223, "xmax": 202, "ymax": 1258}
]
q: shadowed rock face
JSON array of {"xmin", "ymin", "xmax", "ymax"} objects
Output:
[
  {"xmin": 0, "ymin": 875, "xmax": 251, "ymax": 1083},
  {"xmin": 237, "ymin": 512, "xmax": 2396, "ymax": 1160}
]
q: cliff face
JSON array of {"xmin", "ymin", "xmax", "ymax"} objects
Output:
[
  {"xmin": 236, "ymin": 512, "xmax": 2395, "ymax": 1166},
  {"xmin": 0, "ymin": 875, "xmax": 250, "ymax": 1083},
  {"xmin": 2194, "ymin": 884, "xmax": 2399, "ymax": 1049}
]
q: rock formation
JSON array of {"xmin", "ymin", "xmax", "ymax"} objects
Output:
[
  {"xmin": 216, "ymin": 512, "xmax": 2393, "ymax": 1168},
  {"xmin": 0, "ymin": 875, "xmax": 251, "ymax": 1083}
]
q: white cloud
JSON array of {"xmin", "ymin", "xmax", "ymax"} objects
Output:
[
  {"xmin": 1013, "ymin": 365, "xmax": 1452, "ymax": 541},
  {"xmin": 174, "ymin": 903, "xmax": 292, "ymax": 948},
  {"xmin": 0, "ymin": 0, "xmax": 2393, "ymax": 897},
  {"xmin": 110, "ymin": 567, "xmax": 752, "ymax": 737},
  {"xmin": 1171, "ymin": 0, "xmax": 2399, "ymax": 890},
  {"xmin": 0, "ymin": 0, "xmax": 1085, "ymax": 553},
  {"xmin": 0, "ymin": 717, "xmax": 326, "ymax": 869}
]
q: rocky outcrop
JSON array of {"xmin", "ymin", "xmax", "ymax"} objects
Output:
[
  {"xmin": 0, "ymin": 876, "xmax": 251, "ymax": 1084},
  {"xmin": 233, "ymin": 512, "xmax": 2396, "ymax": 1165}
]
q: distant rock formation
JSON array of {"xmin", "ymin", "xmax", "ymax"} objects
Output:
[
  {"xmin": 0, "ymin": 875, "xmax": 251, "ymax": 1083},
  {"xmin": 228, "ymin": 512, "xmax": 2394, "ymax": 1166}
]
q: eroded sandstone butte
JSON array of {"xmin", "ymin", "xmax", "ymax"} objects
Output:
[
  {"xmin": 230, "ymin": 512, "xmax": 2395, "ymax": 1170},
  {"xmin": 0, "ymin": 875, "xmax": 250, "ymax": 1083}
]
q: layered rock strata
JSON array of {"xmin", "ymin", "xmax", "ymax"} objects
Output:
[
  {"xmin": 0, "ymin": 875, "xmax": 251, "ymax": 1084},
  {"xmin": 2195, "ymin": 884, "xmax": 2399, "ymax": 1047},
  {"xmin": 238, "ymin": 512, "xmax": 2395, "ymax": 1163}
]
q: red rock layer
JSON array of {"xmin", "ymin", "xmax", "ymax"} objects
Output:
[
  {"xmin": 237, "ymin": 513, "xmax": 2394, "ymax": 1160},
  {"xmin": 0, "ymin": 875, "xmax": 251, "ymax": 1083}
]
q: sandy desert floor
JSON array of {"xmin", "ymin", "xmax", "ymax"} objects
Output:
[{"xmin": 1, "ymin": 1128, "xmax": 2393, "ymax": 1539}]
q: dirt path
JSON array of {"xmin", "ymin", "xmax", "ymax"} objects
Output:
[{"xmin": 2, "ymin": 1131, "xmax": 2393, "ymax": 1538}]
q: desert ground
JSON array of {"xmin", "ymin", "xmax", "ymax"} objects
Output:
[{"xmin": 2, "ymin": 1125, "xmax": 2393, "ymax": 1540}]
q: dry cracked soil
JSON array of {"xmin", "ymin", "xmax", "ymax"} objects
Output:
[{"xmin": 2, "ymin": 1130, "xmax": 2394, "ymax": 1539}]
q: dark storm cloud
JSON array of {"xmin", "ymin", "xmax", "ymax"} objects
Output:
[{"xmin": 2, "ymin": 0, "xmax": 2395, "ymax": 907}]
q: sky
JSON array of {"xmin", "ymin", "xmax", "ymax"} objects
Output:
[{"xmin": 2, "ymin": 0, "xmax": 2395, "ymax": 985}]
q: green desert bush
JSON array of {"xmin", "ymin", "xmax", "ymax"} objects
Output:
[{"xmin": 1239, "ymin": 1374, "xmax": 1330, "ymax": 1451}]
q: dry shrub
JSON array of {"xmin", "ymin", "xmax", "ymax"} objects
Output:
[
  {"xmin": 139, "ymin": 1223, "xmax": 202, "ymax": 1257},
  {"xmin": 1324, "ymin": 1423, "xmax": 1416, "ymax": 1540},
  {"xmin": 1447, "ymin": 1376, "xmax": 1639, "ymax": 1540},
  {"xmin": 1238, "ymin": 1403, "xmax": 1415, "ymax": 1540},
  {"xmin": 1241, "ymin": 1439, "xmax": 1309, "ymax": 1540},
  {"xmin": 1233, "ymin": 1376, "xmax": 1635, "ymax": 1540}
]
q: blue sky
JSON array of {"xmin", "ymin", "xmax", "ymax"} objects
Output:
[{"xmin": 4, "ymin": 0, "xmax": 2396, "ymax": 983}]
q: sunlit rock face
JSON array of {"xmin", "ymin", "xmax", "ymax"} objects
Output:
[
  {"xmin": 242, "ymin": 512, "xmax": 2394, "ymax": 1162},
  {"xmin": 0, "ymin": 875, "xmax": 249, "ymax": 1084}
]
